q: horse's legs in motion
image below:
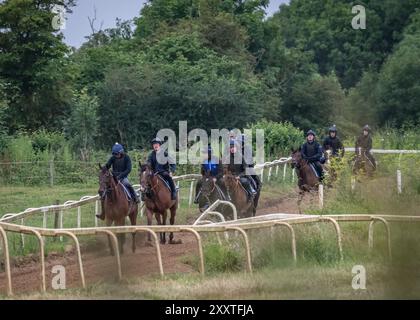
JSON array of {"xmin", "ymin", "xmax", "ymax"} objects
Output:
[
  {"xmin": 146, "ymin": 208, "xmax": 153, "ymax": 243},
  {"xmin": 161, "ymin": 210, "xmax": 168, "ymax": 244},
  {"xmin": 116, "ymin": 217, "xmax": 126, "ymax": 255},
  {"xmin": 105, "ymin": 217, "xmax": 115, "ymax": 256},
  {"xmin": 155, "ymin": 212, "xmax": 165, "ymax": 244},
  {"xmin": 129, "ymin": 204, "xmax": 138, "ymax": 253},
  {"xmin": 169, "ymin": 205, "xmax": 176, "ymax": 244}
]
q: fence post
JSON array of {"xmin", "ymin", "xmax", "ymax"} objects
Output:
[
  {"xmin": 177, "ymin": 181, "xmax": 181, "ymax": 209},
  {"xmin": 49, "ymin": 159, "xmax": 54, "ymax": 187},
  {"xmin": 188, "ymin": 180, "xmax": 195, "ymax": 207},
  {"xmin": 397, "ymin": 170, "xmax": 402, "ymax": 194},
  {"xmin": 319, "ymin": 184, "xmax": 324, "ymax": 209},
  {"xmin": 283, "ymin": 163, "xmax": 287, "ymax": 181},
  {"xmin": 54, "ymin": 200, "xmax": 60, "ymax": 241}
]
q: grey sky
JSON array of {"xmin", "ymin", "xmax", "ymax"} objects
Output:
[{"xmin": 62, "ymin": 0, "xmax": 289, "ymax": 48}]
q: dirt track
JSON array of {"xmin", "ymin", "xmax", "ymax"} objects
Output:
[{"xmin": 0, "ymin": 190, "xmax": 311, "ymax": 295}]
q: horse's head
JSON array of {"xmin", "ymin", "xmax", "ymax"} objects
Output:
[
  {"xmin": 139, "ymin": 161, "xmax": 154, "ymax": 193},
  {"xmin": 201, "ymin": 173, "xmax": 216, "ymax": 198},
  {"xmin": 290, "ymin": 148, "xmax": 303, "ymax": 169},
  {"xmin": 222, "ymin": 166, "xmax": 238, "ymax": 189},
  {"xmin": 98, "ymin": 164, "xmax": 115, "ymax": 199}
]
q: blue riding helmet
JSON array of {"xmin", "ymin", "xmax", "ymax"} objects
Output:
[{"xmin": 112, "ymin": 143, "xmax": 124, "ymax": 155}]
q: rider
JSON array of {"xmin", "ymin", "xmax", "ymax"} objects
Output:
[
  {"xmin": 147, "ymin": 137, "xmax": 177, "ymax": 200},
  {"xmin": 323, "ymin": 125, "xmax": 345, "ymax": 158},
  {"xmin": 355, "ymin": 125, "xmax": 376, "ymax": 169},
  {"xmin": 223, "ymin": 139, "xmax": 257, "ymax": 201},
  {"xmin": 194, "ymin": 144, "xmax": 224, "ymax": 203},
  {"xmin": 236, "ymin": 133, "xmax": 261, "ymax": 193},
  {"xmin": 301, "ymin": 130, "xmax": 324, "ymax": 180},
  {"xmin": 96, "ymin": 143, "xmax": 138, "ymax": 220}
]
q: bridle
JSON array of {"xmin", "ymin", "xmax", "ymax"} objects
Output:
[{"xmin": 99, "ymin": 169, "xmax": 115, "ymax": 200}]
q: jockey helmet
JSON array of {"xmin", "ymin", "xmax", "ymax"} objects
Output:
[
  {"xmin": 306, "ymin": 129, "xmax": 316, "ymax": 137},
  {"xmin": 112, "ymin": 143, "xmax": 124, "ymax": 155},
  {"xmin": 363, "ymin": 125, "xmax": 371, "ymax": 132},
  {"xmin": 329, "ymin": 125, "xmax": 337, "ymax": 133},
  {"xmin": 151, "ymin": 137, "xmax": 163, "ymax": 145}
]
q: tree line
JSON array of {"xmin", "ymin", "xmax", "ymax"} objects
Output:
[{"xmin": 1, "ymin": 0, "xmax": 420, "ymax": 160}]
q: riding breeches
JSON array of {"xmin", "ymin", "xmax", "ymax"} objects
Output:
[
  {"xmin": 158, "ymin": 171, "xmax": 177, "ymax": 195},
  {"xmin": 120, "ymin": 178, "xmax": 138, "ymax": 201}
]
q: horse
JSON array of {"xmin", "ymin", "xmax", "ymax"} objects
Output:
[
  {"xmin": 139, "ymin": 162, "xmax": 181, "ymax": 245},
  {"xmin": 290, "ymin": 149, "xmax": 322, "ymax": 214},
  {"xmin": 98, "ymin": 164, "xmax": 138, "ymax": 255},
  {"xmin": 196, "ymin": 173, "xmax": 234, "ymax": 219},
  {"xmin": 222, "ymin": 167, "xmax": 255, "ymax": 219},
  {"xmin": 352, "ymin": 148, "xmax": 375, "ymax": 178}
]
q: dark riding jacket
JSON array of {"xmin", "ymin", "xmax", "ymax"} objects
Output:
[
  {"xmin": 355, "ymin": 134, "xmax": 373, "ymax": 152},
  {"xmin": 323, "ymin": 136, "xmax": 344, "ymax": 157},
  {"xmin": 147, "ymin": 150, "xmax": 176, "ymax": 174},
  {"xmin": 105, "ymin": 154, "xmax": 132, "ymax": 180},
  {"xmin": 301, "ymin": 141, "xmax": 323, "ymax": 162},
  {"xmin": 224, "ymin": 152, "xmax": 247, "ymax": 176}
]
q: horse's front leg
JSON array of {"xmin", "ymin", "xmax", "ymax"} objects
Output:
[
  {"xmin": 146, "ymin": 208, "xmax": 153, "ymax": 243},
  {"xmin": 129, "ymin": 204, "xmax": 138, "ymax": 253},
  {"xmin": 105, "ymin": 217, "xmax": 115, "ymax": 256},
  {"xmin": 169, "ymin": 205, "xmax": 181, "ymax": 244},
  {"xmin": 161, "ymin": 210, "xmax": 168, "ymax": 245},
  {"xmin": 155, "ymin": 212, "xmax": 165, "ymax": 244}
]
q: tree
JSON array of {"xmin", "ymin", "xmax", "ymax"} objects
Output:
[
  {"xmin": 376, "ymin": 32, "xmax": 420, "ymax": 126},
  {"xmin": 0, "ymin": 0, "xmax": 75, "ymax": 131},
  {"xmin": 64, "ymin": 89, "xmax": 99, "ymax": 161}
]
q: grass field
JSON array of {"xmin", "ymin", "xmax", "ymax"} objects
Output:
[{"xmin": 1, "ymin": 158, "xmax": 420, "ymax": 299}]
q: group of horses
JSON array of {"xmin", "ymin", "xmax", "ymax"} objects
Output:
[
  {"xmin": 98, "ymin": 148, "xmax": 374, "ymax": 254},
  {"xmin": 97, "ymin": 162, "xmax": 261, "ymax": 253},
  {"xmin": 291, "ymin": 147, "xmax": 376, "ymax": 212}
]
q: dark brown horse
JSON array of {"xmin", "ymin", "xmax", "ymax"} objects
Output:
[
  {"xmin": 290, "ymin": 149, "xmax": 321, "ymax": 213},
  {"xmin": 139, "ymin": 163, "xmax": 181, "ymax": 244},
  {"xmin": 98, "ymin": 165, "xmax": 138, "ymax": 254},
  {"xmin": 197, "ymin": 173, "xmax": 234, "ymax": 219},
  {"xmin": 222, "ymin": 167, "xmax": 255, "ymax": 219}
]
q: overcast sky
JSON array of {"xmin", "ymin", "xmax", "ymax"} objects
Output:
[{"xmin": 62, "ymin": 0, "xmax": 289, "ymax": 48}]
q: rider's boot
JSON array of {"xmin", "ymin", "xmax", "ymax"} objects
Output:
[
  {"xmin": 96, "ymin": 200, "xmax": 106, "ymax": 220},
  {"xmin": 171, "ymin": 190, "xmax": 177, "ymax": 201},
  {"xmin": 128, "ymin": 186, "xmax": 139, "ymax": 203},
  {"xmin": 193, "ymin": 191, "xmax": 200, "ymax": 204}
]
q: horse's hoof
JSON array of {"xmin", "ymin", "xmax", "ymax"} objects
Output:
[{"xmin": 169, "ymin": 239, "xmax": 182, "ymax": 245}]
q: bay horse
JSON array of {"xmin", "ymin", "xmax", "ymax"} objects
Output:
[
  {"xmin": 352, "ymin": 148, "xmax": 375, "ymax": 178},
  {"xmin": 290, "ymin": 149, "xmax": 321, "ymax": 214},
  {"xmin": 139, "ymin": 162, "xmax": 181, "ymax": 245},
  {"xmin": 222, "ymin": 167, "xmax": 255, "ymax": 219},
  {"xmin": 197, "ymin": 173, "xmax": 233, "ymax": 219},
  {"xmin": 98, "ymin": 164, "xmax": 138, "ymax": 255}
]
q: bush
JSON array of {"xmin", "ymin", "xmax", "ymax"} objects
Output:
[{"xmin": 249, "ymin": 120, "xmax": 303, "ymax": 158}]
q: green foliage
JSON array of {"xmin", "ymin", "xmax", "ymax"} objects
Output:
[
  {"xmin": 202, "ymin": 243, "xmax": 242, "ymax": 273},
  {"xmin": 249, "ymin": 120, "xmax": 303, "ymax": 157},
  {"xmin": 0, "ymin": 0, "xmax": 76, "ymax": 131},
  {"xmin": 64, "ymin": 89, "xmax": 99, "ymax": 161},
  {"xmin": 376, "ymin": 31, "xmax": 420, "ymax": 127}
]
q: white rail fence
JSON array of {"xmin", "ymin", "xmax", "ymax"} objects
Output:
[{"xmin": 1, "ymin": 213, "xmax": 418, "ymax": 296}]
